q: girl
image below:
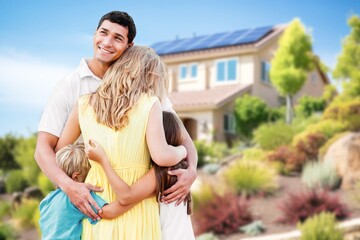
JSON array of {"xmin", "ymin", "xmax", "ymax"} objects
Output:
[
  {"xmin": 55, "ymin": 46, "xmax": 187, "ymax": 239},
  {"xmin": 86, "ymin": 111, "xmax": 195, "ymax": 240}
]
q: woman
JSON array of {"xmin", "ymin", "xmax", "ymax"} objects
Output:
[{"xmin": 55, "ymin": 46, "xmax": 186, "ymax": 239}]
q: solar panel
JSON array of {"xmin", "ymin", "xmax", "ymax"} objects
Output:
[
  {"xmin": 209, "ymin": 28, "xmax": 252, "ymax": 48},
  {"xmin": 151, "ymin": 25, "xmax": 274, "ymax": 55},
  {"xmin": 189, "ymin": 32, "xmax": 226, "ymax": 51}
]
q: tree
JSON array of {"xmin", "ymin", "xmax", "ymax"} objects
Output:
[
  {"xmin": 234, "ymin": 95, "xmax": 269, "ymax": 141},
  {"xmin": 333, "ymin": 15, "xmax": 360, "ymax": 97},
  {"xmin": 14, "ymin": 134, "xmax": 40, "ymax": 185},
  {"xmin": 270, "ymin": 18, "xmax": 314, "ymax": 123},
  {"xmin": 0, "ymin": 134, "xmax": 20, "ymax": 178}
]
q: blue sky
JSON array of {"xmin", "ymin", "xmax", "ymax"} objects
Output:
[{"xmin": 0, "ymin": 0, "xmax": 359, "ymax": 137}]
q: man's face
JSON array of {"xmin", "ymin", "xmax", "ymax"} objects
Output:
[{"xmin": 93, "ymin": 20, "xmax": 132, "ymax": 66}]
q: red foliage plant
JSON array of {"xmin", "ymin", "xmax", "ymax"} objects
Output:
[
  {"xmin": 295, "ymin": 132, "xmax": 327, "ymax": 161},
  {"xmin": 192, "ymin": 193, "xmax": 253, "ymax": 236},
  {"xmin": 276, "ymin": 189, "xmax": 349, "ymax": 225},
  {"xmin": 268, "ymin": 145, "xmax": 306, "ymax": 172}
]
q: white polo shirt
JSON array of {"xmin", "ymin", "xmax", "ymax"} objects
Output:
[{"xmin": 38, "ymin": 58, "xmax": 172, "ymax": 137}]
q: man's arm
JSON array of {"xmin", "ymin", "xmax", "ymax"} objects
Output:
[
  {"xmin": 162, "ymin": 114, "xmax": 198, "ymax": 205},
  {"xmin": 34, "ymin": 105, "xmax": 102, "ymax": 220}
]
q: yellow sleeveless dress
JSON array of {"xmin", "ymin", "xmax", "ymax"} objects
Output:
[{"xmin": 78, "ymin": 94, "xmax": 161, "ymax": 240}]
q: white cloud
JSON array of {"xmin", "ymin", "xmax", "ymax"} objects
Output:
[{"xmin": 0, "ymin": 49, "xmax": 73, "ymax": 108}]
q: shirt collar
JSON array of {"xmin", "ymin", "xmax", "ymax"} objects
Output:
[{"xmin": 78, "ymin": 58, "xmax": 101, "ymax": 82}]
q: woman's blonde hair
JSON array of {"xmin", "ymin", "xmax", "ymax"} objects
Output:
[
  {"xmin": 56, "ymin": 143, "xmax": 90, "ymax": 181},
  {"xmin": 90, "ymin": 45, "xmax": 168, "ymax": 131}
]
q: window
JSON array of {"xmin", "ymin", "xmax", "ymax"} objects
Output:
[
  {"xmin": 180, "ymin": 66, "xmax": 187, "ymax": 79},
  {"xmin": 216, "ymin": 59, "xmax": 237, "ymax": 82},
  {"xmin": 224, "ymin": 113, "xmax": 236, "ymax": 134},
  {"xmin": 261, "ymin": 61, "xmax": 271, "ymax": 83},
  {"xmin": 191, "ymin": 64, "xmax": 197, "ymax": 78},
  {"xmin": 179, "ymin": 64, "xmax": 198, "ymax": 80}
]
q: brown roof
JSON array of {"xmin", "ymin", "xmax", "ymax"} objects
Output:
[{"xmin": 169, "ymin": 84, "xmax": 252, "ymax": 111}]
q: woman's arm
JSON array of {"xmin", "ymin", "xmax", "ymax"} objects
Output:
[
  {"xmin": 86, "ymin": 140, "xmax": 156, "ymax": 205},
  {"xmin": 55, "ymin": 103, "xmax": 81, "ymax": 151},
  {"xmin": 53, "ymin": 102, "xmax": 102, "ymax": 219},
  {"xmin": 146, "ymin": 100, "xmax": 187, "ymax": 166}
]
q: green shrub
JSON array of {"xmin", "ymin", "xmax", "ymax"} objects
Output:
[
  {"xmin": 5, "ymin": 170, "xmax": 28, "ymax": 193},
  {"xmin": 32, "ymin": 204, "xmax": 41, "ymax": 235},
  {"xmin": 196, "ymin": 233, "xmax": 219, "ymax": 240},
  {"xmin": 13, "ymin": 134, "xmax": 41, "ymax": 186},
  {"xmin": 192, "ymin": 182, "xmax": 216, "ymax": 212},
  {"xmin": 296, "ymin": 95, "xmax": 326, "ymax": 117},
  {"xmin": 292, "ymin": 114, "xmax": 322, "ymax": 133},
  {"xmin": 323, "ymin": 98, "xmax": 360, "ymax": 131},
  {"xmin": 194, "ymin": 140, "xmax": 211, "ymax": 168},
  {"xmin": 253, "ymin": 121, "xmax": 297, "ymax": 150},
  {"xmin": 298, "ymin": 212, "xmax": 343, "ymax": 240},
  {"xmin": 37, "ymin": 173, "xmax": 55, "ymax": 196},
  {"xmin": 241, "ymin": 148, "xmax": 267, "ymax": 161},
  {"xmin": 12, "ymin": 199, "xmax": 39, "ymax": 229},
  {"xmin": 301, "ymin": 161, "xmax": 340, "ymax": 190},
  {"xmin": 0, "ymin": 201, "xmax": 11, "ymax": 219},
  {"xmin": 234, "ymin": 95, "xmax": 269, "ymax": 139},
  {"xmin": 222, "ymin": 160, "xmax": 277, "ymax": 196},
  {"xmin": 292, "ymin": 120, "xmax": 346, "ymax": 146},
  {"xmin": 0, "ymin": 223, "xmax": 16, "ymax": 240},
  {"xmin": 194, "ymin": 140, "xmax": 238, "ymax": 167}
]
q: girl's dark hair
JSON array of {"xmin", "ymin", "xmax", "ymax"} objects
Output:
[
  {"xmin": 153, "ymin": 111, "xmax": 192, "ymax": 215},
  {"xmin": 97, "ymin": 11, "xmax": 136, "ymax": 44}
]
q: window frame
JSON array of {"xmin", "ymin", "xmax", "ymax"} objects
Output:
[{"xmin": 215, "ymin": 58, "xmax": 238, "ymax": 83}]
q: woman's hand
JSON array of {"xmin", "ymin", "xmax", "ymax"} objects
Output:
[{"xmin": 85, "ymin": 139, "xmax": 107, "ymax": 164}]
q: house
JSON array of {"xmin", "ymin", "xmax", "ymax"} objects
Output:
[{"xmin": 150, "ymin": 24, "xmax": 329, "ymax": 143}]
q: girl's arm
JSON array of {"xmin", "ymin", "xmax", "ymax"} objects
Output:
[
  {"xmin": 100, "ymin": 201, "xmax": 137, "ymax": 219},
  {"xmin": 86, "ymin": 140, "xmax": 156, "ymax": 205},
  {"xmin": 146, "ymin": 100, "xmax": 187, "ymax": 166}
]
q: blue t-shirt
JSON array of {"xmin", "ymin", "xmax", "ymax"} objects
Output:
[{"xmin": 39, "ymin": 188, "xmax": 107, "ymax": 240}]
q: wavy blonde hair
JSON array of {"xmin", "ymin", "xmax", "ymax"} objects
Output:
[{"xmin": 90, "ymin": 46, "xmax": 168, "ymax": 131}]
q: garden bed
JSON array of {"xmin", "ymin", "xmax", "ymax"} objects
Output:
[{"xmin": 211, "ymin": 175, "xmax": 360, "ymax": 239}]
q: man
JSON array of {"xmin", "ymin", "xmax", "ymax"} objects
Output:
[{"xmin": 34, "ymin": 11, "xmax": 197, "ymax": 220}]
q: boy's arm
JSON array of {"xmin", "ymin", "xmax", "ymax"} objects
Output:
[{"xmin": 86, "ymin": 140, "xmax": 157, "ymax": 205}]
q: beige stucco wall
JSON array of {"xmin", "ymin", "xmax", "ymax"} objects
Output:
[
  {"xmin": 177, "ymin": 110, "xmax": 214, "ymax": 142},
  {"xmin": 294, "ymin": 70, "xmax": 327, "ymax": 102}
]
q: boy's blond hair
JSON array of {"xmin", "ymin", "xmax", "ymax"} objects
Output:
[{"xmin": 56, "ymin": 143, "xmax": 91, "ymax": 181}]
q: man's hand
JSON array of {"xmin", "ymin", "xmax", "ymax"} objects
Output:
[
  {"xmin": 65, "ymin": 181, "xmax": 103, "ymax": 220},
  {"xmin": 161, "ymin": 167, "xmax": 197, "ymax": 205}
]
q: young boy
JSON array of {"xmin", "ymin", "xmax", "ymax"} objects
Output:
[{"xmin": 39, "ymin": 143, "xmax": 108, "ymax": 240}]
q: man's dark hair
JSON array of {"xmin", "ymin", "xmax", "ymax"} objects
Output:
[{"xmin": 97, "ymin": 11, "xmax": 136, "ymax": 44}]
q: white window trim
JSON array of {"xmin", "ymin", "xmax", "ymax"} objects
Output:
[{"xmin": 215, "ymin": 58, "xmax": 239, "ymax": 85}]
